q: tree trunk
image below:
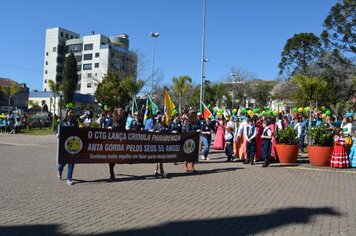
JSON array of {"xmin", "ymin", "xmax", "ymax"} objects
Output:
[{"xmin": 8, "ymin": 96, "xmax": 11, "ymax": 114}]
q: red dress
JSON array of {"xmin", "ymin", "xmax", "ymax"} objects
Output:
[
  {"xmin": 330, "ymin": 135, "xmax": 349, "ymax": 168},
  {"xmin": 213, "ymin": 120, "xmax": 226, "ymax": 150}
]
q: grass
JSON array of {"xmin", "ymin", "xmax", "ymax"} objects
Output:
[{"xmin": 20, "ymin": 128, "xmax": 55, "ymax": 136}]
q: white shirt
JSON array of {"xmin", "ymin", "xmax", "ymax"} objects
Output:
[
  {"xmin": 244, "ymin": 124, "xmax": 258, "ymax": 141},
  {"xmin": 341, "ymin": 123, "xmax": 353, "ymax": 136}
]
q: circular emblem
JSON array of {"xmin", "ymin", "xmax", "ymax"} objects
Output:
[
  {"xmin": 64, "ymin": 136, "xmax": 83, "ymax": 155},
  {"xmin": 183, "ymin": 139, "xmax": 195, "ymax": 154}
]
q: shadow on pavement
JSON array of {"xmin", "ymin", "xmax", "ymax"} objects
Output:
[
  {"xmin": 1, "ymin": 207, "xmax": 340, "ymax": 236},
  {"xmin": 73, "ymin": 167, "xmax": 243, "ymax": 184}
]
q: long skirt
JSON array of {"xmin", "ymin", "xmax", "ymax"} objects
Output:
[
  {"xmin": 235, "ymin": 135, "xmax": 246, "ymax": 160},
  {"xmin": 330, "ymin": 145, "xmax": 349, "ymax": 168}
]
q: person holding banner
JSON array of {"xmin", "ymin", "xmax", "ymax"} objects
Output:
[
  {"xmin": 184, "ymin": 110, "xmax": 200, "ymax": 173},
  {"xmin": 57, "ymin": 109, "xmax": 79, "ymax": 185},
  {"xmin": 108, "ymin": 107, "xmax": 126, "ymax": 181},
  {"xmin": 200, "ymin": 117, "xmax": 212, "ymax": 160},
  {"xmin": 152, "ymin": 114, "xmax": 169, "ymax": 178}
]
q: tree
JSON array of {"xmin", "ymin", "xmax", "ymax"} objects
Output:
[
  {"xmin": 1, "ymin": 82, "xmax": 21, "ymax": 114},
  {"xmin": 279, "ymin": 33, "xmax": 322, "ymax": 76},
  {"xmin": 321, "ymin": 0, "xmax": 356, "ymax": 53},
  {"xmin": 48, "ymin": 80, "xmax": 60, "ymax": 129},
  {"xmin": 95, "ymin": 71, "xmax": 144, "ymax": 109},
  {"xmin": 292, "ymin": 74, "xmax": 328, "ymax": 107},
  {"xmin": 62, "ymin": 52, "xmax": 78, "ymax": 104},
  {"xmin": 172, "ymin": 75, "xmax": 192, "ymax": 113},
  {"xmin": 308, "ymin": 50, "xmax": 356, "ymax": 105},
  {"xmin": 246, "ymin": 80, "xmax": 276, "ymax": 107},
  {"xmin": 211, "ymin": 82, "xmax": 231, "ymax": 108}
]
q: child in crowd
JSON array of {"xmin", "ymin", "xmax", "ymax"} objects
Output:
[
  {"xmin": 224, "ymin": 126, "xmax": 234, "ymax": 162},
  {"xmin": 261, "ymin": 120, "xmax": 272, "ymax": 167},
  {"xmin": 244, "ymin": 117, "xmax": 257, "ymax": 165}
]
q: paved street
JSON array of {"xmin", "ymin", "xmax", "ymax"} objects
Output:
[{"xmin": 1, "ymin": 133, "xmax": 356, "ymax": 236}]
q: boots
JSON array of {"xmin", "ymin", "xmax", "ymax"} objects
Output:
[{"xmin": 262, "ymin": 160, "xmax": 269, "ymax": 167}]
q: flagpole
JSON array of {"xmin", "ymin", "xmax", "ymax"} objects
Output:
[{"xmin": 200, "ymin": 0, "xmax": 207, "ymax": 112}]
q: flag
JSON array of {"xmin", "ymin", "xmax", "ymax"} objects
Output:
[
  {"xmin": 164, "ymin": 89, "xmax": 176, "ymax": 125},
  {"xmin": 131, "ymin": 96, "xmax": 138, "ymax": 114},
  {"xmin": 201, "ymin": 101, "xmax": 212, "ymax": 118},
  {"xmin": 143, "ymin": 95, "xmax": 159, "ymax": 125}
]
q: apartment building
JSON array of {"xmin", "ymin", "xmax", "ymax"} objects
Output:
[{"xmin": 43, "ymin": 27, "xmax": 136, "ymax": 95}]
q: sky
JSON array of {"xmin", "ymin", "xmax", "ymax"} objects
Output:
[{"xmin": 0, "ymin": 0, "xmax": 337, "ymax": 92}]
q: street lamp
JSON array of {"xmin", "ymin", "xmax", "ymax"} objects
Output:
[
  {"xmin": 150, "ymin": 32, "xmax": 159, "ymax": 94},
  {"xmin": 200, "ymin": 0, "xmax": 207, "ymax": 111}
]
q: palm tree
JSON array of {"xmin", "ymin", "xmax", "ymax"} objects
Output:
[
  {"xmin": 172, "ymin": 76, "xmax": 192, "ymax": 113},
  {"xmin": 1, "ymin": 83, "xmax": 21, "ymax": 114},
  {"xmin": 48, "ymin": 80, "xmax": 60, "ymax": 129}
]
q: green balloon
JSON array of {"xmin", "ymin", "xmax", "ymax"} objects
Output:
[
  {"xmin": 241, "ymin": 108, "xmax": 247, "ymax": 113},
  {"xmin": 213, "ymin": 107, "xmax": 218, "ymax": 112},
  {"xmin": 259, "ymin": 112, "xmax": 264, "ymax": 117},
  {"xmin": 253, "ymin": 108, "xmax": 259, "ymax": 113},
  {"xmin": 293, "ymin": 107, "xmax": 298, "ymax": 112},
  {"xmin": 267, "ymin": 111, "xmax": 272, "ymax": 116},
  {"xmin": 325, "ymin": 110, "xmax": 331, "ymax": 116}
]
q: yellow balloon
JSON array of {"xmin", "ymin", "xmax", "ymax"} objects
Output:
[
  {"xmin": 262, "ymin": 111, "xmax": 266, "ymax": 115},
  {"xmin": 322, "ymin": 114, "xmax": 326, "ymax": 118},
  {"xmin": 267, "ymin": 106, "xmax": 270, "ymax": 109},
  {"xmin": 298, "ymin": 107, "xmax": 303, "ymax": 113},
  {"xmin": 321, "ymin": 106, "xmax": 326, "ymax": 111},
  {"xmin": 247, "ymin": 110, "xmax": 254, "ymax": 117}
]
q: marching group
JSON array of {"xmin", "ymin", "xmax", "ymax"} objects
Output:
[{"xmin": 55, "ymin": 107, "xmax": 356, "ymax": 185}]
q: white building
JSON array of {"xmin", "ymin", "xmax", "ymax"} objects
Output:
[{"xmin": 43, "ymin": 27, "xmax": 136, "ymax": 95}]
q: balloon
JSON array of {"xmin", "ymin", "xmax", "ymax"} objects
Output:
[
  {"xmin": 207, "ymin": 104, "xmax": 211, "ymax": 109},
  {"xmin": 273, "ymin": 110, "xmax": 279, "ymax": 117},
  {"xmin": 321, "ymin": 106, "xmax": 326, "ymax": 111},
  {"xmin": 293, "ymin": 107, "xmax": 298, "ymax": 112},
  {"xmin": 247, "ymin": 110, "xmax": 254, "ymax": 117},
  {"xmin": 262, "ymin": 111, "xmax": 267, "ymax": 115},
  {"xmin": 259, "ymin": 112, "xmax": 264, "ymax": 118},
  {"xmin": 267, "ymin": 111, "xmax": 272, "ymax": 116},
  {"xmin": 298, "ymin": 107, "xmax": 303, "ymax": 113},
  {"xmin": 305, "ymin": 107, "xmax": 310, "ymax": 113},
  {"xmin": 219, "ymin": 109, "xmax": 224, "ymax": 113},
  {"xmin": 232, "ymin": 109, "xmax": 237, "ymax": 114},
  {"xmin": 217, "ymin": 112, "xmax": 221, "ymax": 116},
  {"xmin": 322, "ymin": 114, "xmax": 326, "ymax": 118},
  {"xmin": 240, "ymin": 108, "xmax": 247, "ymax": 114},
  {"xmin": 267, "ymin": 106, "xmax": 270, "ymax": 109},
  {"xmin": 325, "ymin": 110, "xmax": 331, "ymax": 116},
  {"xmin": 253, "ymin": 108, "xmax": 259, "ymax": 113},
  {"xmin": 213, "ymin": 107, "xmax": 218, "ymax": 112}
]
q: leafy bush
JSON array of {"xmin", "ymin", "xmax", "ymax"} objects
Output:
[
  {"xmin": 308, "ymin": 125, "xmax": 334, "ymax": 146},
  {"xmin": 276, "ymin": 126, "xmax": 299, "ymax": 145}
]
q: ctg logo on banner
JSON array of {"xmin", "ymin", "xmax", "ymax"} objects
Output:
[{"xmin": 64, "ymin": 136, "xmax": 83, "ymax": 155}]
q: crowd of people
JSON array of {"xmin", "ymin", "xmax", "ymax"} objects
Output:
[{"xmin": 52, "ymin": 106, "xmax": 356, "ymax": 186}]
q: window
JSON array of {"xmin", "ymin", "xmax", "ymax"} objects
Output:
[
  {"xmin": 83, "ymin": 54, "xmax": 92, "ymax": 60},
  {"xmin": 44, "ymin": 79, "xmax": 47, "ymax": 83},
  {"xmin": 71, "ymin": 35, "xmax": 73, "ymax": 39},
  {"xmin": 65, "ymin": 33, "xmax": 68, "ymax": 38},
  {"xmin": 53, "ymin": 47, "xmax": 56, "ymax": 52},
  {"xmin": 44, "ymin": 88, "xmax": 47, "ymax": 92},
  {"xmin": 45, "ymin": 61, "xmax": 48, "ymax": 65},
  {"xmin": 60, "ymin": 32, "xmax": 63, "ymax": 37},
  {"xmin": 46, "ymin": 52, "xmax": 48, "ymax": 56},
  {"xmin": 95, "ymin": 73, "xmax": 97, "ymax": 76},
  {"xmin": 83, "ymin": 64, "xmax": 92, "ymax": 70},
  {"xmin": 87, "ymin": 83, "xmax": 91, "ymax": 88},
  {"xmin": 87, "ymin": 73, "xmax": 92, "ymax": 78},
  {"xmin": 95, "ymin": 52, "xmax": 100, "ymax": 58},
  {"xmin": 84, "ymin": 43, "xmax": 93, "ymax": 50},
  {"xmin": 45, "ymin": 70, "xmax": 48, "ymax": 74},
  {"xmin": 94, "ymin": 63, "xmax": 99, "ymax": 68}
]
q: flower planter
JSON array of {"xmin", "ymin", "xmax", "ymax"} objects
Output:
[
  {"xmin": 275, "ymin": 144, "xmax": 299, "ymax": 164},
  {"xmin": 307, "ymin": 146, "xmax": 333, "ymax": 166}
]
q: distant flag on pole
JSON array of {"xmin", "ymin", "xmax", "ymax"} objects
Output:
[
  {"xmin": 164, "ymin": 89, "xmax": 176, "ymax": 125},
  {"xmin": 144, "ymin": 95, "xmax": 159, "ymax": 125},
  {"xmin": 200, "ymin": 101, "xmax": 212, "ymax": 118},
  {"xmin": 131, "ymin": 96, "xmax": 138, "ymax": 114}
]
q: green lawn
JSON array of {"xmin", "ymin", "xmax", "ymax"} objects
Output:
[{"xmin": 20, "ymin": 128, "xmax": 55, "ymax": 136}]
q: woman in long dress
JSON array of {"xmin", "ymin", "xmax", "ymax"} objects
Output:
[
  {"xmin": 349, "ymin": 131, "xmax": 356, "ymax": 168},
  {"xmin": 330, "ymin": 128, "xmax": 349, "ymax": 168},
  {"xmin": 235, "ymin": 117, "xmax": 247, "ymax": 160},
  {"xmin": 253, "ymin": 115, "xmax": 263, "ymax": 161},
  {"xmin": 268, "ymin": 117, "xmax": 277, "ymax": 162},
  {"xmin": 212, "ymin": 114, "xmax": 226, "ymax": 150}
]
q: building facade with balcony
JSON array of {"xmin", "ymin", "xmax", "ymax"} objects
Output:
[{"xmin": 43, "ymin": 27, "xmax": 137, "ymax": 95}]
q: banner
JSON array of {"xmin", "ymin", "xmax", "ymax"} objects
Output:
[
  {"xmin": 58, "ymin": 127, "xmax": 200, "ymax": 164},
  {"xmin": 200, "ymin": 101, "xmax": 212, "ymax": 118},
  {"xmin": 143, "ymin": 95, "xmax": 159, "ymax": 125}
]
